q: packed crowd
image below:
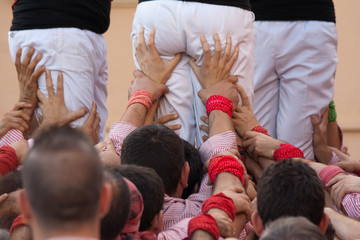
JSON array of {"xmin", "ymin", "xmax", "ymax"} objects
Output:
[{"xmin": 0, "ymin": 0, "xmax": 359, "ymax": 240}]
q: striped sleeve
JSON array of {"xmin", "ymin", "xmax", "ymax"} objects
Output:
[
  {"xmin": 342, "ymin": 193, "xmax": 360, "ymax": 219},
  {"xmin": 108, "ymin": 121, "xmax": 137, "ymax": 157},
  {"xmin": 0, "ymin": 129, "xmax": 24, "ymax": 148},
  {"xmin": 199, "ymin": 131, "xmax": 237, "ymax": 164}
]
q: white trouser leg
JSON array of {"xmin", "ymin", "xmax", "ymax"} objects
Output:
[
  {"xmin": 8, "ymin": 28, "xmax": 108, "ymax": 142},
  {"xmin": 253, "ymin": 21, "xmax": 337, "ymax": 159}
]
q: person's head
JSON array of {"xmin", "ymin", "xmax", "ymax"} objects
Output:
[
  {"xmin": 260, "ymin": 216, "xmax": 327, "ymax": 240},
  {"xmin": 114, "ymin": 165, "xmax": 164, "ymax": 234},
  {"xmin": 181, "ymin": 140, "xmax": 204, "ymax": 199},
  {"xmin": 19, "ymin": 126, "xmax": 112, "ymax": 236},
  {"xmin": 121, "ymin": 124, "xmax": 189, "ymax": 197},
  {"xmin": 253, "ymin": 159, "xmax": 328, "ymax": 236},
  {"xmin": 0, "ymin": 170, "xmax": 22, "ymax": 195},
  {"xmin": 101, "ymin": 168, "xmax": 131, "ymax": 240}
]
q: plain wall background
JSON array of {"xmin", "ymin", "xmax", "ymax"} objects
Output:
[{"xmin": 0, "ymin": 0, "xmax": 359, "ymax": 157}]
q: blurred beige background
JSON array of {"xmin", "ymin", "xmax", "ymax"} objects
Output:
[{"xmin": 0, "ymin": 0, "xmax": 359, "ymax": 157}]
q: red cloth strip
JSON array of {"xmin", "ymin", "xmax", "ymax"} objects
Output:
[
  {"xmin": 202, "ymin": 192, "xmax": 236, "ymax": 221},
  {"xmin": 206, "ymin": 95, "xmax": 233, "ymax": 118},
  {"xmin": 273, "ymin": 144, "xmax": 304, "ymax": 162},
  {"xmin": 208, "ymin": 155, "xmax": 245, "ymax": 185}
]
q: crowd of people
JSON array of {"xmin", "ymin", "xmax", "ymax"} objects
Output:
[{"xmin": 0, "ymin": 0, "xmax": 359, "ymax": 240}]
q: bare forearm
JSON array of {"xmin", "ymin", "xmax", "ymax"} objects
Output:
[
  {"xmin": 121, "ymin": 103, "xmax": 147, "ymax": 128},
  {"xmin": 325, "ymin": 207, "xmax": 360, "ymax": 240},
  {"xmin": 209, "ymin": 111, "xmax": 234, "ymax": 138}
]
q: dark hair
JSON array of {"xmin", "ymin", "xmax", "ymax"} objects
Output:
[
  {"xmin": 260, "ymin": 216, "xmax": 327, "ymax": 240},
  {"xmin": 101, "ymin": 168, "xmax": 131, "ymax": 240},
  {"xmin": 121, "ymin": 124, "xmax": 184, "ymax": 195},
  {"xmin": 181, "ymin": 140, "xmax": 204, "ymax": 199},
  {"xmin": 22, "ymin": 126, "xmax": 104, "ymax": 227},
  {"xmin": 257, "ymin": 159, "xmax": 324, "ymax": 226},
  {"xmin": 0, "ymin": 170, "xmax": 22, "ymax": 194},
  {"xmin": 114, "ymin": 165, "xmax": 164, "ymax": 231}
]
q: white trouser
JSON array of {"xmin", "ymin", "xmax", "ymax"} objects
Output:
[
  {"xmin": 8, "ymin": 28, "xmax": 108, "ymax": 141},
  {"xmin": 252, "ymin": 21, "xmax": 338, "ymax": 159},
  {"xmin": 131, "ymin": 0, "xmax": 255, "ymax": 147}
]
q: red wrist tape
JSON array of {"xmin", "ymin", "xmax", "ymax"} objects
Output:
[
  {"xmin": 202, "ymin": 193, "xmax": 236, "ymax": 221},
  {"xmin": 187, "ymin": 214, "xmax": 219, "ymax": 240},
  {"xmin": 10, "ymin": 215, "xmax": 26, "ymax": 234},
  {"xmin": 273, "ymin": 144, "xmax": 304, "ymax": 162},
  {"xmin": 127, "ymin": 89, "xmax": 154, "ymax": 112},
  {"xmin": 208, "ymin": 155, "xmax": 245, "ymax": 185},
  {"xmin": 251, "ymin": 126, "xmax": 270, "ymax": 137},
  {"xmin": 206, "ymin": 95, "xmax": 233, "ymax": 118}
]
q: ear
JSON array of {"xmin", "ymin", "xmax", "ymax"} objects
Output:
[
  {"xmin": 180, "ymin": 162, "xmax": 190, "ymax": 189},
  {"xmin": 149, "ymin": 210, "xmax": 163, "ymax": 234},
  {"xmin": 18, "ymin": 189, "xmax": 32, "ymax": 224},
  {"xmin": 251, "ymin": 211, "xmax": 264, "ymax": 237},
  {"xmin": 318, "ymin": 212, "xmax": 329, "ymax": 234},
  {"xmin": 99, "ymin": 182, "xmax": 113, "ymax": 218}
]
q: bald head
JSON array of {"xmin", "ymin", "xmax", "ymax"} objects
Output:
[{"xmin": 22, "ymin": 126, "xmax": 103, "ymax": 227}]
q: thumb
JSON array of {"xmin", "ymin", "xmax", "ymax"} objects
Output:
[
  {"xmin": 188, "ymin": 57, "xmax": 198, "ymax": 71},
  {"xmin": 169, "ymin": 53, "xmax": 182, "ymax": 70},
  {"xmin": 106, "ymin": 139, "xmax": 115, "ymax": 151},
  {"xmin": 311, "ymin": 115, "xmax": 320, "ymax": 133},
  {"xmin": 69, "ymin": 107, "xmax": 89, "ymax": 122}
]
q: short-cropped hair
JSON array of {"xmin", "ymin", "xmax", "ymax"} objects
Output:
[
  {"xmin": 114, "ymin": 165, "xmax": 164, "ymax": 231},
  {"xmin": 257, "ymin": 159, "xmax": 325, "ymax": 226},
  {"xmin": 121, "ymin": 124, "xmax": 184, "ymax": 195},
  {"xmin": 260, "ymin": 216, "xmax": 327, "ymax": 240},
  {"xmin": 22, "ymin": 126, "xmax": 103, "ymax": 227}
]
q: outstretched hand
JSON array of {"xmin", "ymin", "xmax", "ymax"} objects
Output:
[
  {"xmin": 135, "ymin": 27, "xmax": 182, "ymax": 84},
  {"xmin": 0, "ymin": 102, "xmax": 32, "ymax": 137},
  {"xmin": 80, "ymin": 102, "xmax": 100, "ymax": 144},
  {"xmin": 232, "ymin": 85, "xmax": 259, "ymax": 138},
  {"xmin": 15, "ymin": 48, "xmax": 45, "ymax": 109},
  {"xmin": 128, "ymin": 70, "xmax": 169, "ymax": 102},
  {"xmin": 37, "ymin": 70, "xmax": 88, "ymax": 127},
  {"xmin": 189, "ymin": 33, "xmax": 239, "ymax": 89},
  {"xmin": 311, "ymin": 108, "xmax": 332, "ymax": 163},
  {"xmin": 198, "ymin": 76, "xmax": 239, "ymax": 108}
]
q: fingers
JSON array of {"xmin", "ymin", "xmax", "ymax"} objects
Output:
[
  {"xmin": 200, "ymin": 34, "xmax": 211, "ymax": 66},
  {"xmin": 155, "ymin": 114, "xmax": 179, "ymax": 125},
  {"xmin": 202, "ymin": 135, "xmax": 209, "ymax": 142},
  {"xmin": 56, "ymin": 72, "xmax": 64, "ymax": 101},
  {"xmin": 138, "ymin": 26, "xmax": 147, "ymax": 54},
  {"xmin": 106, "ymin": 139, "xmax": 116, "ymax": 151},
  {"xmin": 188, "ymin": 57, "xmax": 199, "ymax": 74},
  {"xmin": 147, "ymin": 28, "xmax": 157, "ymax": 56},
  {"xmin": 200, "ymin": 124, "xmax": 209, "ymax": 134},
  {"xmin": 45, "ymin": 70, "xmax": 55, "ymax": 98},
  {"xmin": 222, "ymin": 35, "xmax": 232, "ymax": 62},
  {"xmin": 200, "ymin": 115, "xmax": 209, "ymax": 125},
  {"xmin": 37, "ymin": 89, "xmax": 47, "ymax": 104},
  {"xmin": 236, "ymin": 84, "xmax": 250, "ymax": 107},
  {"xmin": 320, "ymin": 107, "xmax": 329, "ymax": 127},
  {"xmin": 227, "ymin": 75, "xmax": 238, "ymax": 84},
  {"xmin": 87, "ymin": 102, "xmax": 97, "ymax": 123},
  {"xmin": 13, "ymin": 102, "xmax": 32, "ymax": 111},
  {"xmin": 311, "ymin": 114, "xmax": 320, "ymax": 131},
  {"xmin": 0, "ymin": 193, "xmax": 8, "ymax": 204},
  {"xmin": 26, "ymin": 53, "xmax": 42, "ymax": 80},
  {"xmin": 243, "ymin": 131, "xmax": 260, "ymax": 141},
  {"xmin": 213, "ymin": 33, "xmax": 221, "ymax": 63},
  {"xmin": 68, "ymin": 107, "xmax": 89, "ymax": 123},
  {"xmin": 225, "ymin": 44, "xmax": 239, "ymax": 74},
  {"xmin": 168, "ymin": 53, "xmax": 182, "ymax": 71},
  {"xmin": 21, "ymin": 48, "xmax": 35, "ymax": 77},
  {"xmin": 167, "ymin": 124, "xmax": 181, "ymax": 131},
  {"xmin": 15, "ymin": 48, "xmax": 22, "ymax": 74},
  {"xmin": 31, "ymin": 65, "xmax": 46, "ymax": 83}
]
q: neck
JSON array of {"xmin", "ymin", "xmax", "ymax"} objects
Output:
[{"xmin": 32, "ymin": 218, "xmax": 100, "ymax": 240}]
